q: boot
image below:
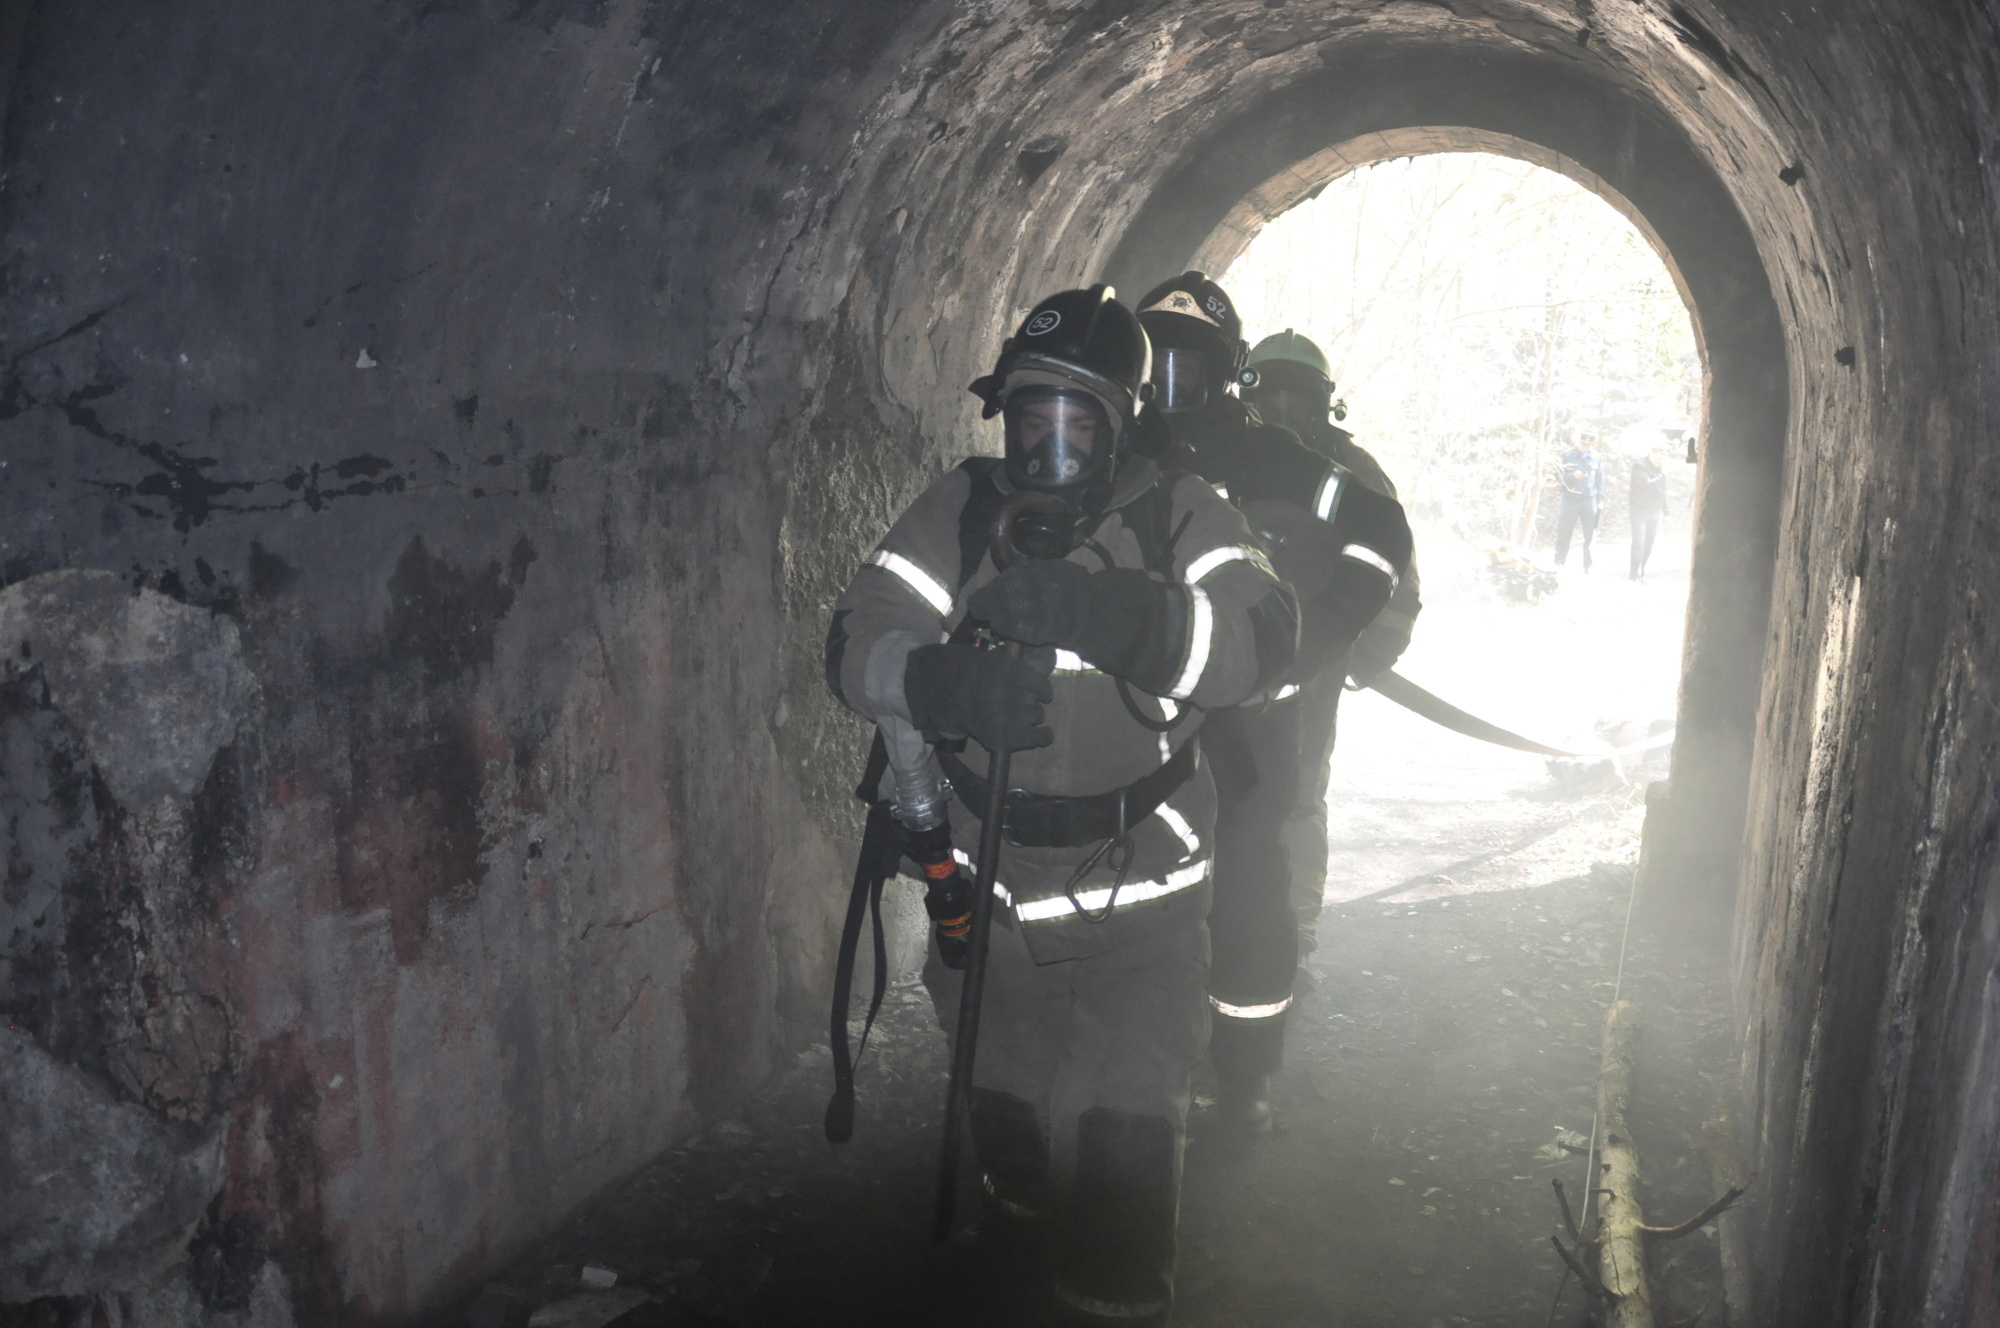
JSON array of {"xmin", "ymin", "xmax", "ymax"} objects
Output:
[
  {"xmin": 1214, "ymin": 1070, "xmax": 1273, "ymax": 1135},
  {"xmin": 1047, "ymin": 1108, "xmax": 1178, "ymax": 1328},
  {"xmin": 962, "ymin": 1088, "xmax": 1052, "ymax": 1250},
  {"xmin": 1207, "ymin": 1010, "xmax": 1286, "ymax": 1137}
]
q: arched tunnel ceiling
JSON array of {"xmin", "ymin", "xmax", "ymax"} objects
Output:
[
  {"xmin": 0, "ymin": 1, "xmax": 1996, "ymax": 1324},
  {"xmin": 1178, "ymin": 126, "xmax": 1689, "ymax": 310}
]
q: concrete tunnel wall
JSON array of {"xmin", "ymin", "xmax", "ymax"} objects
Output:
[{"xmin": 0, "ymin": 1, "xmax": 1994, "ymax": 1324}]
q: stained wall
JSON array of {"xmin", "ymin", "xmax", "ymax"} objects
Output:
[{"xmin": 1, "ymin": 1, "xmax": 1995, "ymax": 1323}]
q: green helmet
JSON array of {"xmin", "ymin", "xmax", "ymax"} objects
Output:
[{"xmin": 1246, "ymin": 329, "xmax": 1332, "ymax": 386}]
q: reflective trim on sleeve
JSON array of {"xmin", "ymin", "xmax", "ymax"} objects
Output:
[
  {"xmin": 1313, "ymin": 469, "xmax": 1344, "ymax": 521},
  {"xmin": 1341, "ymin": 543, "xmax": 1400, "ymax": 586},
  {"xmin": 1052, "ymin": 649, "xmax": 1100, "ymax": 674},
  {"xmin": 1167, "ymin": 585, "xmax": 1213, "ymax": 700},
  {"xmin": 1209, "ymin": 993, "xmax": 1293, "ymax": 1019},
  {"xmin": 1271, "ymin": 683, "xmax": 1300, "ymax": 701},
  {"xmin": 1014, "ymin": 858, "xmax": 1212, "ymax": 924},
  {"xmin": 1154, "ymin": 697, "xmax": 1181, "ymax": 764},
  {"xmin": 1154, "ymin": 802, "xmax": 1202, "ymax": 861},
  {"xmin": 1184, "ymin": 543, "xmax": 1264, "ymax": 584},
  {"xmin": 865, "ymin": 549, "xmax": 954, "ymax": 616}
]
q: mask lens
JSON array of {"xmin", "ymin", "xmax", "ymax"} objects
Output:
[
  {"xmin": 1153, "ymin": 347, "xmax": 1209, "ymax": 414},
  {"xmin": 1003, "ymin": 388, "xmax": 1112, "ymax": 491},
  {"xmin": 1249, "ymin": 386, "xmax": 1326, "ymax": 434}
]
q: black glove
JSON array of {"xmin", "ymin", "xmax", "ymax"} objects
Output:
[
  {"xmin": 1066, "ymin": 568, "xmax": 1187, "ymax": 694},
  {"xmin": 967, "ymin": 558, "xmax": 1092, "ymax": 646},
  {"xmin": 970, "ymin": 562, "xmax": 1187, "ymax": 694},
  {"xmin": 903, "ymin": 643, "xmax": 1055, "ymax": 752},
  {"xmin": 1347, "ymin": 599, "xmax": 1417, "ymax": 686}
]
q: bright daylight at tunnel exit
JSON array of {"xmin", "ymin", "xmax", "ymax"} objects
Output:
[
  {"xmin": 1222, "ymin": 152, "xmax": 1700, "ymax": 908},
  {"xmin": 2, "ymin": 6, "xmax": 1996, "ymax": 1328}
]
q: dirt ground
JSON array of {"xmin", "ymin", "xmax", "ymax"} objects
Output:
[{"xmin": 449, "ymin": 522, "xmax": 1741, "ymax": 1328}]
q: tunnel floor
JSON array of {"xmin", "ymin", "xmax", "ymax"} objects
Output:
[
  {"xmin": 449, "ymin": 872, "xmax": 1732, "ymax": 1328},
  {"xmin": 449, "ymin": 546, "xmax": 1730, "ymax": 1328}
]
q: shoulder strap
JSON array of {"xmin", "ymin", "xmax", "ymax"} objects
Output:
[
  {"xmin": 954, "ymin": 457, "xmax": 1006, "ymax": 589},
  {"xmin": 1124, "ymin": 468, "xmax": 1186, "ymax": 575}
]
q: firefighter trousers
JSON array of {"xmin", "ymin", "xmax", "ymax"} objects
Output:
[
  {"xmin": 1204, "ymin": 699, "xmax": 1311, "ymax": 1083},
  {"xmin": 923, "ymin": 916, "xmax": 1210, "ymax": 1327}
]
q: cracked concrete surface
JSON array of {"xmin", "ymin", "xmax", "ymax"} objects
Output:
[
  {"xmin": 0, "ymin": 0, "xmax": 1995, "ymax": 1321},
  {"xmin": 0, "ymin": 571, "xmax": 257, "ymax": 813},
  {"xmin": 0, "ymin": 1027, "xmax": 226, "ymax": 1302}
]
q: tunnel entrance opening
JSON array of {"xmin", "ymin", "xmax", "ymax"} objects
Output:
[
  {"xmin": 1215, "ymin": 148, "xmax": 1701, "ymax": 909},
  {"xmin": 1107, "ymin": 77, "xmax": 1790, "ymax": 949}
]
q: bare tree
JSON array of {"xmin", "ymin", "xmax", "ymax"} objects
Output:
[{"xmin": 1226, "ymin": 152, "xmax": 1698, "ymax": 548}]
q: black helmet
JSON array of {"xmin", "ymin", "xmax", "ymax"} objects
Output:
[
  {"xmin": 1136, "ymin": 272, "xmax": 1247, "ymax": 415},
  {"xmin": 969, "ymin": 285, "xmax": 1151, "ymax": 520}
]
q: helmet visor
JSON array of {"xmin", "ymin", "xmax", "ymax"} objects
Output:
[
  {"xmin": 1152, "ymin": 346, "xmax": 1210, "ymax": 414},
  {"xmin": 1003, "ymin": 387, "xmax": 1114, "ymax": 491},
  {"xmin": 1245, "ymin": 384, "xmax": 1329, "ymax": 436}
]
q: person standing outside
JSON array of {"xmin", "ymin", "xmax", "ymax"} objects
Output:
[
  {"xmin": 1554, "ymin": 434, "xmax": 1604, "ymax": 571},
  {"xmin": 826, "ymin": 285, "xmax": 1299, "ymax": 1327},
  {"xmin": 1628, "ymin": 445, "xmax": 1669, "ymax": 580}
]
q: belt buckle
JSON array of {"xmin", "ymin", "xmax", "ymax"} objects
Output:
[{"xmin": 999, "ymin": 786, "xmax": 1033, "ymax": 847}]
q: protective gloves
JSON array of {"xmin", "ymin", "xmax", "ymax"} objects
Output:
[
  {"xmin": 967, "ymin": 557, "xmax": 1093, "ymax": 647},
  {"xmin": 1346, "ymin": 597, "xmax": 1418, "ymax": 687},
  {"xmin": 968, "ymin": 561, "xmax": 1189, "ymax": 695},
  {"xmin": 903, "ymin": 643, "xmax": 1056, "ymax": 752}
]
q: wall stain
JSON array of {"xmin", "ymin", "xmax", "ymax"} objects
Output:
[
  {"xmin": 384, "ymin": 536, "xmax": 516, "ymax": 684},
  {"xmin": 3, "ymin": 313, "xmax": 563, "ymax": 528},
  {"xmin": 335, "ymin": 714, "xmax": 492, "ymax": 966},
  {"xmin": 248, "ymin": 542, "xmax": 301, "ymax": 599}
]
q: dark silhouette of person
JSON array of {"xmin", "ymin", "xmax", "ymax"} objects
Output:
[
  {"xmin": 1629, "ymin": 446, "xmax": 1670, "ymax": 580},
  {"xmin": 1554, "ymin": 435, "xmax": 1604, "ymax": 571}
]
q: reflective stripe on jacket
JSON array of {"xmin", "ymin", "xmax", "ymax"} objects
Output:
[{"xmin": 828, "ymin": 456, "xmax": 1290, "ymax": 962}]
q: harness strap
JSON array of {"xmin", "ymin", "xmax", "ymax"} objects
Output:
[
  {"xmin": 955, "ymin": 457, "xmax": 1007, "ymax": 588},
  {"xmin": 934, "ymin": 737, "xmax": 1197, "ymax": 850}
]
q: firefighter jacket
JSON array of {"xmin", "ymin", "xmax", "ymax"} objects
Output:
[
  {"xmin": 1293, "ymin": 420, "xmax": 1423, "ymax": 685},
  {"xmin": 826, "ymin": 455, "xmax": 1296, "ymax": 963},
  {"xmin": 1168, "ymin": 398, "xmax": 1414, "ymax": 692}
]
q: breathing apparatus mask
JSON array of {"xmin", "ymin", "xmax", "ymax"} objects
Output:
[
  {"xmin": 1242, "ymin": 357, "xmax": 1334, "ymax": 436},
  {"xmin": 1151, "ymin": 346, "xmax": 1212, "ymax": 414},
  {"xmin": 969, "ymin": 285, "xmax": 1151, "ymax": 560},
  {"xmin": 998, "ymin": 371, "xmax": 1120, "ymax": 557},
  {"xmin": 1136, "ymin": 273, "xmax": 1247, "ymax": 420}
]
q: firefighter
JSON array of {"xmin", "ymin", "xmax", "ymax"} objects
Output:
[
  {"xmin": 1135, "ymin": 280, "xmax": 1414, "ymax": 1136},
  {"xmin": 826, "ymin": 284, "xmax": 1299, "ymax": 1326},
  {"xmin": 1239, "ymin": 330, "xmax": 1424, "ymax": 967}
]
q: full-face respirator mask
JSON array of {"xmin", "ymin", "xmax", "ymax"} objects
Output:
[{"xmin": 968, "ymin": 286, "xmax": 1152, "ymax": 560}]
